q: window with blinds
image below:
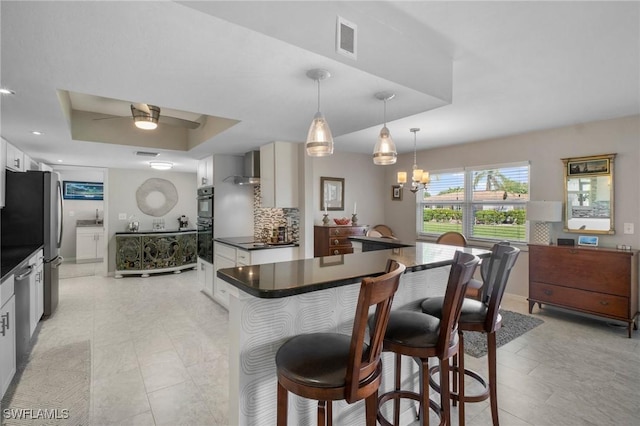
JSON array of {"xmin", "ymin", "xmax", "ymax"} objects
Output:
[{"xmin": 417, "ymin": 162, "xmax": 530, "ymax": 243}]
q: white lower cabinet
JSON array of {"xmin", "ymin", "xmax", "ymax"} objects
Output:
[
  {"xmin": 197, "ymin": 258, "xmax": 214, "ymax": 297},
  {"xmin": 213, "ymin": 242, "xmax": 297, "ymax": 309},
  {"xmin": 76, "ymin": 226, "xmax": 104, "ymax": 263},
  {"xmin": 0, "ymin": 277, "xmax": 16, "ymax": 398},
  {"xmin": 28, "ymin": 250, "xmax": 44, "ymax": 337}
]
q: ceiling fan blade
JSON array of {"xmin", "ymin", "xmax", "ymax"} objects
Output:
[
  {"xmin": 158, "ymin": 115, "xmax": 201, "ymax": 129},
  {"xmin": 132, "ymin": 103, "xmax": 152, "ymax": 114}
]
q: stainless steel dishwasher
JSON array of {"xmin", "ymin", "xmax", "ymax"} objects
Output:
[{"xmin": 14, "ymin": 262, "xmax": 34, "ymax": 364}]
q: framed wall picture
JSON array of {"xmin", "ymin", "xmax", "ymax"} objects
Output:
[
  {"xmin": 392, "ymin": 185, "xmax": 403, "ymax": 201},
  {"xmin": 62, "ymin": 181, "xmax": 104, "ymax": 200},
  {"xmin": 321, "ymin": 176, "xmax": 344, "ymax": 211}
]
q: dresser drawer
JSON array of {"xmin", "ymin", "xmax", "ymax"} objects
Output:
[
  {"xmin": 529, "ymin": 245, "xmax": 631, "ymax": 296},
  {"xmin": 326, "ymin": 226, "xmax": 367, "ymax": 237},
  {"xmin": 326, "ymin": 247, "xmax": 354, "ymax": 256},
  {"xmin": 530, "ymin": 282, "xmax": 628, "ymax": 318},
  {"xmin": 328, "ymin": 237, "xmax": 351, "ymax": 247}
]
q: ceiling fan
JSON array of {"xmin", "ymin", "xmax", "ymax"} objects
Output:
[{"xmin": 94, "ymin": 103, "xmax": 201, "ymax": 130}]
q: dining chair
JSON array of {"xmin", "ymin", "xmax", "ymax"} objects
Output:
[
  {"xmin": 275, "ymin": 260, "xmax": 406, "ymax": 425},
  {"xmin": 374, "ymin": 251, "xmax": 479, "ymax": 426},
  {"xmin": 436, "ymin": 231, "xmax": 468, "ymax": 247},
  {"xmin": 421, "ymin": 242, "xmax": 520, "ymax": 426}
]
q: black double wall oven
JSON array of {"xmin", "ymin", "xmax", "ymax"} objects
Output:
[{"xmin": 197, "ymin": 186, "xmax": 214, "ymax": 263}]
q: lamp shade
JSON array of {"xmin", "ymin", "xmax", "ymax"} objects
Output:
[
  {"xmin": 373, "ymin": 126, "xmax": 397, "ymax": 165},
  {"xmin": 306, "ymin": 111, "xmax": 334, "ymax": 156},
  {"xmin": 526, "ymin": 201, "xmax": 563, "ymax": 222},
  {"xmin": 397, "ymin": 171, "xmax": 407, "ymax": 184}
]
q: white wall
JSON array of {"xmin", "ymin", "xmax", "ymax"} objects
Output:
[
  {"xmin": 54, "ymin": 165, "xmax": 105, "ymax": 260},
  {"xmin": 383, "ymin": 115, "xmax": 640, "ymax": 298},
  {"xmin": 106, "ymin": 168, "xmax": 197, "ymax": 273},
  {"xmin": 301, "ymin": 150, "xmax": 386, "ymax": 257}
]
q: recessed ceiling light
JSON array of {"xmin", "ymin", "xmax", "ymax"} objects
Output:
[
  {"xmin": 31, "ymin": 131, "xmax": 44, "ymax": 135},
  {"xmin": 149, "ymin": 161, "xmax": 173, "ymax": 170},
  {"xmin": 57, "ymin": 160, "xmax": 63, "ymax": 163},
  {"xmin": 0, "ymin": 88, "xmax": 15, "ymax": 95}
]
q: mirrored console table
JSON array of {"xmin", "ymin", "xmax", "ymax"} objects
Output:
[{"xmin": 115, "ymin": 229, "xmax": 197, "ymax": 278}]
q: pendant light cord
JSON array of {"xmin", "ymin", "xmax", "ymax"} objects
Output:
[
  {"xmin": 413, "ymin": 130, "xmax": 417, "ymax": 168},
  {"xmin": 317, "ymin": 79, "xmax": 321, "ymax": 113},
  {"xmin": 383, "ymin": 98, "xmax": 387, "ymax": 126}
]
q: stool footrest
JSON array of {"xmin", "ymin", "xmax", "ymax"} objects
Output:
[
  {"xmin": 428, "ymin": 365, "xmax": 490, "ymax": 403},
  {"xmin": 377, "ymin": 389, "xmax": 441, "ymax": 426}
]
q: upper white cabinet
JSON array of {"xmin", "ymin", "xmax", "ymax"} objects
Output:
[
  {"xmin": 5, "ymin": 140, "xmax": 25, "ymax": 172},
  {"xmin": 260, "ymin": 141, "xmax": 299, "ymax": 208},
  {"xmin": 197, "ymin": 155, "xmax": 214, "ymax": 188}
]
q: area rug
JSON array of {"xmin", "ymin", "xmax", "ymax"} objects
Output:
[
  {"xmin": 1, "ymin": 340, "xmax": 91, "ymax": 425},
  {"xmin": 463, "ymin": 310, "xmax": 544, "ymax": 358}
]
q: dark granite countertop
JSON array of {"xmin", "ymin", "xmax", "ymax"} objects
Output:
[
  {"xmin": 217, "ymin": 241, "xmax": 490, "ymax": 298},
  {"xmin": 349, "ymin": 235, "xmax": 414, "ymax": 249},
  {"xmin": 1, "ymin": 245, "xmax": 44, "ymax": 281},
  {"xmin": 115, "ymin": 228, "xmax": 196, "ymax": 235},
  {"xmin": 215, "ymin": 236, "xmax": 299, "ymax": 251}
]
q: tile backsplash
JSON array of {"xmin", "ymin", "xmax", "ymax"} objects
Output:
[{"xmin": 253, "ymin": 186, "xmax": 299, "ymax": 243}]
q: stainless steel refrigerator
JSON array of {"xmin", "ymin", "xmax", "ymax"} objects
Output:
[{"xmin": 2, "ymin": 170, "xmax": 63, "ymax": 316}]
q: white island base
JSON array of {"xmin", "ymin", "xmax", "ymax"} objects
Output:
[{"xmin": 227, "ymin": 266, "xmax": 450, "ymax": 425}]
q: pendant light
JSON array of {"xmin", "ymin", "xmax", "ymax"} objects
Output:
[
  {"xmin": 305, "ymin": 69, "xmax": 334, "ymax": 157},
  {"xmin": 373, "ymin": 92, "xmax": 397, "ymax": 165},
  {"xmin": 397, "ymin": 127, "xmax": 430, "ymax": 193}
]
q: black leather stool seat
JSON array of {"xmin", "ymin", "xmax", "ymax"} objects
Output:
[
  {"xmin": 370, "ymin": 311, "xmax": 443, "ymax": 349},
  {"xmin": 421, "ymin": 297, "xmax": 489, "ymax": 324},
  {"xmin": 276, "ymin": 333, "xmax": 369, "ymax": 389}
]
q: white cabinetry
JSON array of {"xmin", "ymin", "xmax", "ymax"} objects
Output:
[
  {"xmin": 1, "ymin": 275, "xmax": 16, "ymax": 398},
  {"xmin": 28, "ymin": 250, "xmax": 44, "ymax": 337},
  {"xmin": 213, "ymin": 242, "xmax": 297, "ymax": 309},
  {"xmin": 5, "ymin": 141, "xmax": 25, "ymax": 172},
  {"xmin": 198, "ymin": 258, "xmax": 214, "ymax": 297},
  {"xmin": 260, "ymin": 141, "xmax": 299, "ymax": 208},
  {"xmin": 197, "ymin": 155, "xmax": 214, "ymax": 188},
  {"xmin": 76, "ymin": 226, "xmax": 104, "ymax": 263},
  {"xmin": 1, "ymin": 137, "xmax": 5, "ymax": 207}
]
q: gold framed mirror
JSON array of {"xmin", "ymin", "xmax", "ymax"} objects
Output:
[{"xmin": 562, "ymin": 153, "xmax": 615, "ymax": 234}]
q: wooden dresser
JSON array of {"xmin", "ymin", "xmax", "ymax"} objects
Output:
[
  {"xmin": 528, "ymin": 244, "xmax": 639, "ymax": 337},
  {"xmin": 314, "ymin": 225, "xmax": 368, "ymax": 257}
]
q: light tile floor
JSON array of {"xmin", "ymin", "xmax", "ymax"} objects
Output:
[{"xmin": 3, "ymin": 270, "xmax": 640, "ymax": 425}]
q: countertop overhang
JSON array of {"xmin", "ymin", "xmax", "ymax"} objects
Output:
[
  {"xmin": 217, "ymin": 242, "xmax": 489, "ymax": 298},
  {"xmin": 215, "ymin": 236, "xmax": 299, "ymax": 251},
  {"xmin": 1, "ymin": 244, "xmax": 44, "ymax": 281}
]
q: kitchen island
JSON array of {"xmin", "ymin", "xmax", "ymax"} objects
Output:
[{"xmin": 217, "ymin": 242, "xmax": 490, "ymax": 425}]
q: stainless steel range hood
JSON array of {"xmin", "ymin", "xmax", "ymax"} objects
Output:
[{"xmin": 224, "ymin": 151, "xmax": 260, "ymax": 185}]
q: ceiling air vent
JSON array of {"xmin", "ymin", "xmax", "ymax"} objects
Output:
[
  {"xmin": 336, "ymin": 16, "xmax": 357, "ymax": 60},
  {"xmin": 135, "ymin": 151, "xmax": 160, "ymax": 157}
]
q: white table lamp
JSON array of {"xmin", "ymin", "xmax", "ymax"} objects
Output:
[{"xmin": 527, "ymin": 201, "xmax": 563, "ymax": 244}]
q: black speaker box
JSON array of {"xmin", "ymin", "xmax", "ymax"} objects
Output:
[{"xmin": 557, "ymin": 238, "xmax": 575, "ymax": 246}]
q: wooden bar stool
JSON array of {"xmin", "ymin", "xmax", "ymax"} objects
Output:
[
  {"xmin": 375, "ymin": 251, "xmax": 479, "ymax": 426},
  {"xmin": 421, "ymin": 243, "xmax": 520, "ymax": 426},
  {"xmin": 275, "ymin": 260, "xmax": 406, "ymax": 426}
]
